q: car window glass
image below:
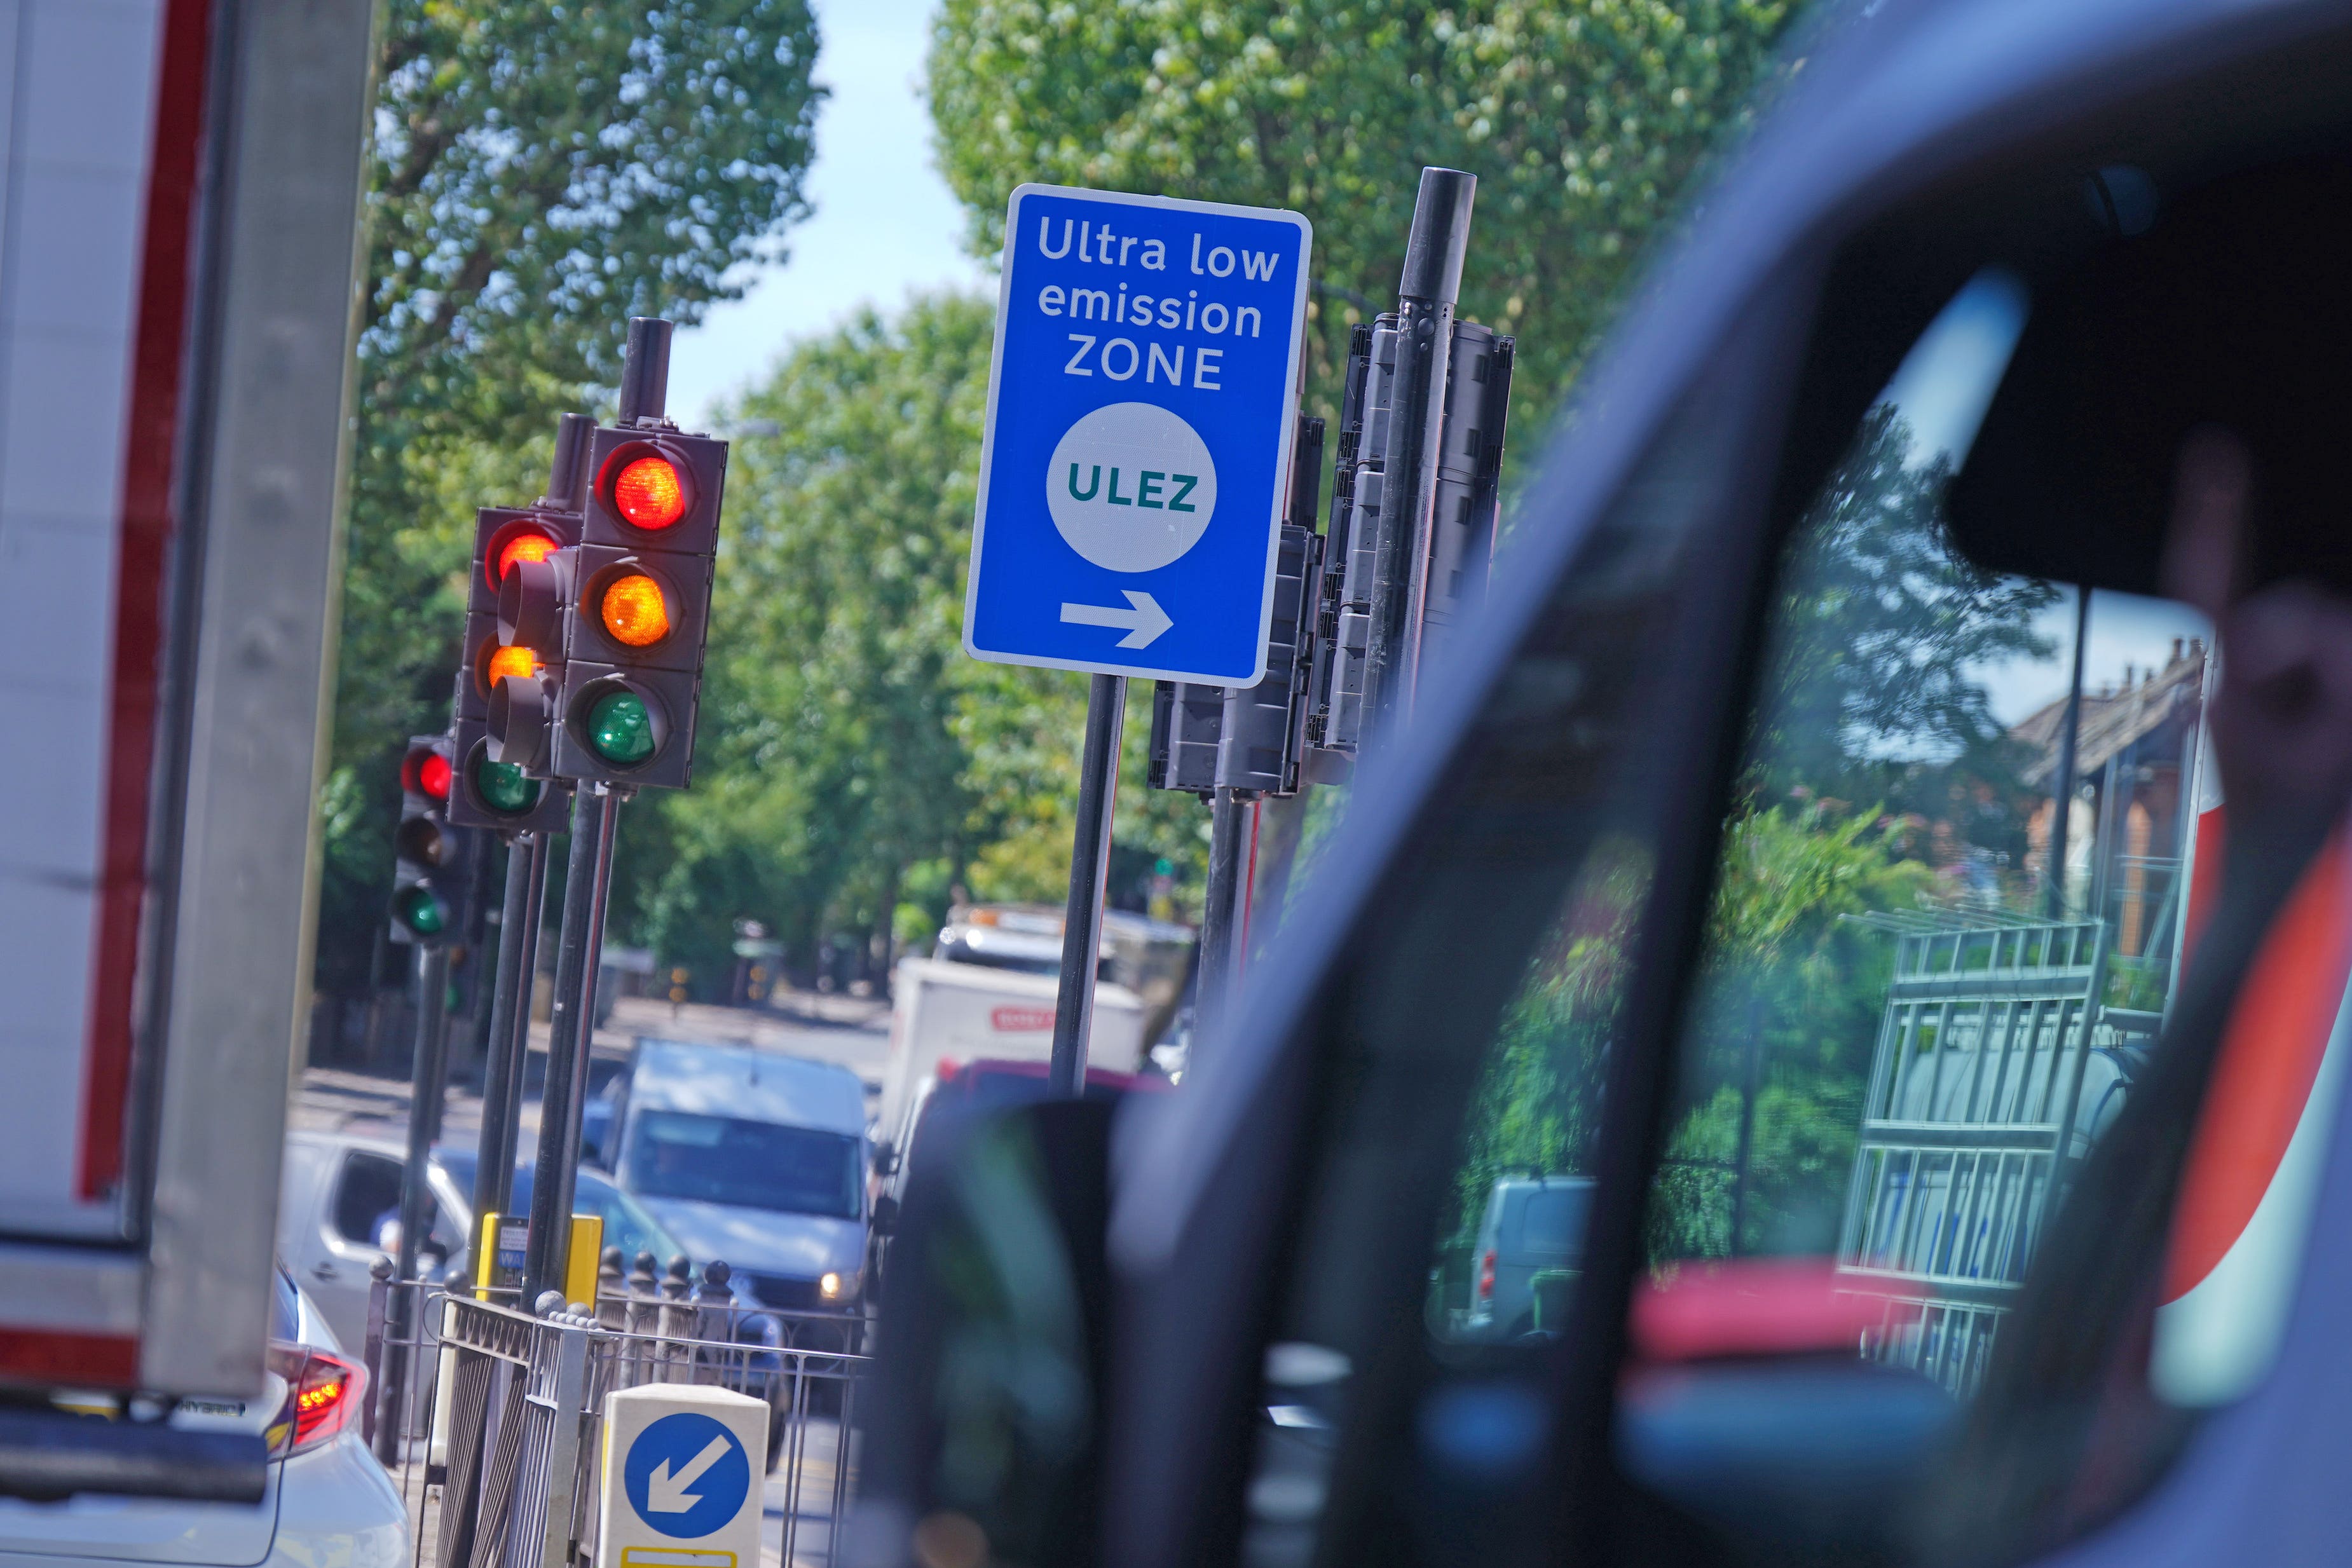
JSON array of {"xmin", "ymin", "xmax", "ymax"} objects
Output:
[
  {"xmin": 626, "ymin": 1109, "xmax": 862, "ymax": 1218},
  {"xmin": 1617, "ymin": 269, "xmax": 2236, "ymax": 1558},
  {"xmin": 331, "ymin": 1152, "xmax": 407, "ymax": 1246},
  {"xmin": 1231, "ymin": 302, "xmax": 1795, "ymax": 1565},
  {"xmin": 1521, "ymin": 1187, "xmax": 1591, "ymax": 1255}
]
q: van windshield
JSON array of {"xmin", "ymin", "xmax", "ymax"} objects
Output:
[{"xmin": 626, "ymin": 1110, "xmax": 862, "ymax": 1220}]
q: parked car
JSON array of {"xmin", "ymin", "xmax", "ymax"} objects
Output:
[
  {"xmin": 0, "ymin": 1265, "xmax": 406, "ymax": 1568},
  {"xmin": 281, "ymin": 1128, "xmax": 705, "ymax": 1351},
  {"xmin": 1460, "ymin": 1176, "xmax": 1595, "ymax": 1342},
  {"xmin": 595, "ymin": 1041, "xmax": 870, "ymax": 1325}
]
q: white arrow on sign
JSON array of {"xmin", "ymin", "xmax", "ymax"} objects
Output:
[
  {"xmin": 646, "ymin": 1436, "xmax": 732, "ymax": 1513},
  {"xmin": 1060, "ymin": 590, "xmax": 1173, "ymax": 650}
]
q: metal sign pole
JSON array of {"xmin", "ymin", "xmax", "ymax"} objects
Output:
[
  {"xmin": 523, "ymin": 785, "xmax": 621, "ymax": 1303},
  {"xmin": 472, "ymin": 829, "xmax": 547, "ymax": 1229},
  {"xmin": 1050, "ymin": 676, "xmax": 1126, "ymax": 1097},
  {"xmin": 376, "ymin": 941, "xmax": 451, "ymax": 1461}
]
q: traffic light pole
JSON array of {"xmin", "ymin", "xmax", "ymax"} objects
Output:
[
  {"xmin": 1050, "ymin": 675, "xmax": 1126, "ymax": 1097},
  {"xmin": 523, "ymin": 784, "xmax": 621, "ymax": 1305},
  {"xmin": 1364, "ymin": 168, "xmax": 1476, "ymax": 728},
  {"xmin": 1195, "ymin": 787, "xmax": 1251, "ymax": 1053},
  {"xmin": 470, "ymin": 828, "xmax": 547, "ymax": 1228},
  {"xmin": 376, "ymin": 941, "xmax": 451, "ymax": 1461}
]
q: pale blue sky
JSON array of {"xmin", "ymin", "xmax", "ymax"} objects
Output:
[{"xmin": 666, "ymin": 0, "xmax": 986, "ymax": 426}]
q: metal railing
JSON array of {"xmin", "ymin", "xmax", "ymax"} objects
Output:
[
  {"xmin": 1835, "ymin": 918, "xmax": 2111, "ymax": 1394},
  {"xmin": 366, "ymin": 1251, "xmax": 869, "ymax": 1568}
]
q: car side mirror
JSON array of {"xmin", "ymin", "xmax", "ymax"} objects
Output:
[
  {"xmin": 871, "ymin": 1194, "xmax": 899, "ymax": 1236},
  {"xmin": 859, "ymin": 1100, "xmax": 1113, "ymax": 1568}
]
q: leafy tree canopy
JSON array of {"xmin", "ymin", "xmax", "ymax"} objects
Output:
[
  {"xmin": 615, "ymin": 293, "xmax": 1214, "ymax": 988},
  {"xmin": 927, "ymin": 0, "xmax": 1794, "ymax": 426},
  {"xmin": 317, "ymin": 0, "xmax": 822, "ymax": 993}
]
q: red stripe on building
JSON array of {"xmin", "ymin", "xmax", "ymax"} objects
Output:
[{"xmin": 80, "ymin": 0, "xmax": 217, "ymax": 1201}]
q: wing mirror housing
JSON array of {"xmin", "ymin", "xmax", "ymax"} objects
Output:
[{"xmin": 858, "ymin": 1099, "xmax": 1114, "ymax": 1568}]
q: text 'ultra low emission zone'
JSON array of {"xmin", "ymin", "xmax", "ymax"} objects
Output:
[{"xmin": 963, "ymin": 184, "xmax": 1311, "ymax": 687}]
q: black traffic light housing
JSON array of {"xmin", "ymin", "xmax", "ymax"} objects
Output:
[
  {"xmin": 542, "ymin": 421, "xmax": 727, "ymax": 789},
  {"xmin": 390, "ymin": 735, "xmax": 469, "ymax": 944},
  {"xmin": 454, "ymin": 498, "xmax": 577, "ymax": 833}
]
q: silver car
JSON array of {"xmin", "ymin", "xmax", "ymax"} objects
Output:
[{"xmin": 0, "ymin": 1267, "xmax": 407, "ymax": 1568}]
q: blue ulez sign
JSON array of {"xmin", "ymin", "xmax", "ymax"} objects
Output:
[{"xmin": 964, "ymin": 184, "xmax": 1312, "ymax": 686}]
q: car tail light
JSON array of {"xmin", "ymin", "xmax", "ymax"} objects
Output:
[
  {"xmin": 266, "ymin": 1342, "xmax": 367, "ymax": 1457},
  {"xmin": 1478, "ymin": 1250, "xmax": 1497, "ymax": 1300}
]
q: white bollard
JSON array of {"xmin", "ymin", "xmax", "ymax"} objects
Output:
[{"xmin": 596, "ymin": 1383, "xmax": 768, "ymax": 1568}]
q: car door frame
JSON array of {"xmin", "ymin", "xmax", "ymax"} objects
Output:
[{"xmin": 1097, "ymin": 1, "xmax": 2352, "ymax": 1565}]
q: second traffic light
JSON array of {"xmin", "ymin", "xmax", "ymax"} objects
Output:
[
  {"xmin": 390, "ymin": 735, "xmax": 468, "ymax": 943},
  {"xmin": 457, "ymin": 503, "xmax": 575, "ymax": 833}
]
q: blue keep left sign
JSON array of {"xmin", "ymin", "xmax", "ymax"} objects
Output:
[
  {"xmin": 964, "ymin": 184, "xmax": 1312, "ymax": 686},
  {"xmin": 622, "ymin": 1410, "xmax": 753, "ymax": 1539}
]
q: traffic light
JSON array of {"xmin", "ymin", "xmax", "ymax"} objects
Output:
[
  {"xmin": 544, "ymin": 426, "xmax": 727, "ymax": 789},
  {"xmin": 390, "ymin": 735, "xmax": 467, "ymax": 944},
  {"xmin": 453, "ymin": 503, "xmax": 575, "ymax": 833}
]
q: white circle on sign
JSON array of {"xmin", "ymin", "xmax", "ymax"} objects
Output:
[{"xmin": 1045, "ymin": 402, "xmax": 1218, "ymax": 573}]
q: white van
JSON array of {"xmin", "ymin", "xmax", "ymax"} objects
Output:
[
  {"xmin": 874, "ymin": 956, "xmax": 1149, "ymax": 1172},
  {"xmin": 599, "ymin": 1040, "xmax": 870, "ymax": 1315}
]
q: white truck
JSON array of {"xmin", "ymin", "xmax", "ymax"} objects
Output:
[
  {"xmin": 873, "ymin": 956, "xmax": 1149, "ymax": 1168},
  {"xmin": 0, "ymin": 0, "xmax": 373, "ymax": 1498}
]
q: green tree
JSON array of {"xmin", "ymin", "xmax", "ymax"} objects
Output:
[
  {"xmin": 927, "ymin": 0, "xmax": 1794, "ymax": 428},
  {"xmin": 318, "ymin": 0, "xmax": 823, "ymax": 995},
  {"xmin": 1754, "ymin": 405, "xmax": 2059, "ymax": 808},
  {"xmin": 634, "ymin": 294, "xmax": 998, "ymax": 984},
  {"xmin": 619, "ymin": 293, "xmax": 1212, "ymax": 985}
]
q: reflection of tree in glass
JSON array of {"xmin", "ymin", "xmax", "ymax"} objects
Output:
[
  {"xmin": 1653, "ymin": 405, "xmax": 2061, "ymax": 1261},
  {"xmin": 1447, "ymin": 840, "xmax": 1651, "ymax": 1244},
  {"xmin": 1444, "ymin": 404, "xmax": 2065, "ymax": 1273},
  {"xmin": 1754, "ymin": 405, "xmax": 2057, "ymax": 814},
  {"xmin": 1650, "ymin": 806, "xmax": 1930, "ymax": 1260}
]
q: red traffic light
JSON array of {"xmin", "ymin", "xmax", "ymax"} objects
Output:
[
  {"xmin": 496, "ymin": 530, "xmax": 559, "ymax": 584},
  {"xmin": 482, "ymin": 516, "xmax": 565, "ymax": 593},
  {"xmin": 612, "ymin": 456, "xmax": 687, "ymax": 530},
  {"xmin": 400, "ymin": 745, "xmax": 451, "ymax": 801}
]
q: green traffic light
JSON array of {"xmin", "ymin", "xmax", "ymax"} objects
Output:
[
  {"xmin": 475, "ymin": 753, "xmax": 539, "ymax": 814},
  {"xmin": 586, "ymin": 689, "xmax": 657, "ymax": 765},
  {"xmin": 393, "ymin": 885, "xmax": 446, "ymax": 936}
]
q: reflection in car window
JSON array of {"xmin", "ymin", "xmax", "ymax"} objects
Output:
[
  {"xmin": 1233, "ymin": 307, "xmax": 1793, "ymax": 1565},
  {"xmin": 1620, "ymin": 271, "xmax": 2227, "ymax": 1557},
  {"xmin": 626, "ymin": 1110, "xmax": 862, "ymax": 1219}
]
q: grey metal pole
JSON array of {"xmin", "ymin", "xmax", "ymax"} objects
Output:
[
  {"xmin": 524, "ymin": 786, "xmax": 621, "ymax": 1302},
  {"xmin": 470, "ymin": 829, "xmax": 545, "ymax": 1229},
  {"xmin": 2046, "ymin": 588, "xmax": 2092, "ymax": 918},
  {"xmin": 1365, "ymin": 167, "xmax": 1476, "ymax": 725},
  {"xmin": 616, "ymin": 318, "xmax": 673, "ymax": 427},
  {"xmin": 1050, "ymin": 675, "xmax": 1126, "ymax": 1097},
  {"xmin": 1196, "ymin": 787, "xmax": 1250, "ymax": 1051},
  {"xmin": 376, "ymin": 941, "xmax": 450, "ymax": 1461}
]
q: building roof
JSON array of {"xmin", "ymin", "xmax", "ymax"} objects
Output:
[{"xmin": 2011, "ymin": 641, "xmax": 2206, "ymax": 788}]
